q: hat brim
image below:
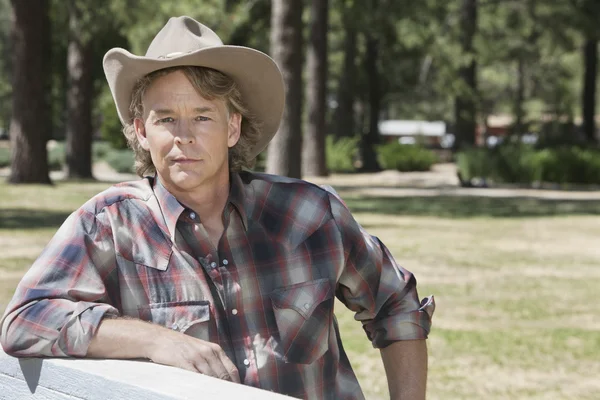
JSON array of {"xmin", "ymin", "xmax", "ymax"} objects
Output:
[{"xmin": 103, "ymin": 45, "xmax": 284, "ymax": 159}]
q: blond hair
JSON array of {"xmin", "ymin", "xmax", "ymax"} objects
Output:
[{"xmin": 122, "ymin": 66, "xmax": 261, "ymax": 176}]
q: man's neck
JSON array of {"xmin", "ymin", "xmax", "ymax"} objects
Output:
[{"xmin": 160, "ymin": 171, "xmax": 231, "ymax": 228}]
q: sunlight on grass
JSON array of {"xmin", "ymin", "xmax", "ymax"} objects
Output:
[{"xmin": 1, "ymin": 180, "xmax": 599, "ymax": 399}]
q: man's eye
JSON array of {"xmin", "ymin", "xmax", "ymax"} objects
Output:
[
  {"xmin": 196, "ymin": 116, "xmax": 210, "ymax": 121},
  {"xmin": 159, "ymin": 117, "xmax": 174, "ymax": 123}
]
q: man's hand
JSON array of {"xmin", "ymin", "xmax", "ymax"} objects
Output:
[
  {"xmin": 87, "ymin": 318, "xmax": 240, "ymax": 383},
  {"xmin": 149, "ymin": 328, "xmax": 240, "ymax": 382}
]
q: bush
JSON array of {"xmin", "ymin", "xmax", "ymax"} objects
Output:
[
  {"xmin": 92, "ymin": 141, "xmax": 113, "ymax": 162},
  {"xmin": 47, "ymin": 141, "xmax": 65, "ymax": 171},
  {"xmin": 104, "ymin": 149, "xmax": 135, "ymax": 174},
  {"xmin": 493, "ymin": 143, "xmax": 540, "ymax": 184},
  {"xmin": 326, "ymin": 135, "xmax": 358, "ymax": 173},
  {"xmin": 456, "ymin": 144, "xmax": 600, "ymax": 186},
  {"xmin": 377, "ymin": 142, "xmax": 437, "ymax": 172},
  {"xmin": 0, "ymin": 147, "xmax": 10, "ymax": 168},
  {"xmin": 98, "ymin": 86, "xmax": 128, "ymax": 149},
  {"xmin": 455, "ymin": 148, "xmax": 493, "ymax": 182}
]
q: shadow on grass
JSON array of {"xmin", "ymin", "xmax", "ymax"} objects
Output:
[
  {"xmin": 344, "ymin": 195, "xmax": 600, "ymax": 218},
  {"xmin": 0, "ymin": 209, "xmax": 71, "ymax": 229}
]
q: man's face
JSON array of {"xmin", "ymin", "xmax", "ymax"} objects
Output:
[{"xmin": 134, "ymin": 70, "xmax": 241, "ymax": 194}]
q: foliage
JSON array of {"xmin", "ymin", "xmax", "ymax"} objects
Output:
[
  {"xmin": 47, "ymin": 142, "xmax": 65, "ymax": 171},
  {"xmin": 377, "ymin": 142, "xmax": 437, "ymax": 172},
  {"xmin": 98, "ymin": 87, "xmax": 127, "ymax": 149},
  {"xmin": 0, "ymin": 146, "xmax": 9, "ymax": 168},
  {"xmin": 326, "ymin": 135, "xmax": 358, "ymax": 173},
  {"xmin": 92, "ymin": 141, "xmax": 113, "ymax": 161},
  {"xmin": 104, "ymin": 149, "xmax": 135, "ymax": 174},
  {"xmin": 456, "ymin": 143, "xmax": 600, "ymax": 185},
  {"xmin": 1, "ymin": 0, "xmax": 599, "ymax": 176}
]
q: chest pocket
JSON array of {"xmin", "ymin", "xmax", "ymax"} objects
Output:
[
  {"xmin": 269, "ymin": 278, "xmax": 334, "ymax": 364},
  {"xmin": 138, "ymin": 301, "xmax": 212, "ymax": 342}
]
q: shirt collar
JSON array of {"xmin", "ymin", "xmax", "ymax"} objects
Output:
[
  {"xmin": 152, "ymin": 176, "xmax": 186, "ymax": 243},
  {"xmin": 152, "ymin": 173, "xmax": 249, "ymax": 241}
]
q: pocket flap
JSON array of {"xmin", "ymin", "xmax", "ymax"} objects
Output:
[
  {"xmin": 270, "ymin": 278, "xmax": 333, "ymax": 319},
  {"xmin": 138, "ymin": 301, "xmax": 210, "ymax": 332}
]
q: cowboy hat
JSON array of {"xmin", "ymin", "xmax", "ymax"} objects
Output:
[{"xmin": 103, "ymin": 16, "xmax": 285, "ymax": 159}]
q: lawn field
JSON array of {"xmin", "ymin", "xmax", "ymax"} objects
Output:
[{"xmin": 1, "ymin": 180, "xmax": 599, "ymax": 399}]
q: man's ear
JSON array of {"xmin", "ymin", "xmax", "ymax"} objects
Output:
[
  {"xmin": 133, "ymin": 118, "xmax": 150, "ymax": 150},
  {"xmin": 227, "ymin": 113, "xmax": 242, "ymax": 148}
]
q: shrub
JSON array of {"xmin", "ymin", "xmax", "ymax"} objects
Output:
[
  {"xmin": 456, "ymin": 144, "xmax": 600, "ymax": 186},
  {"xmin": 0, "ymin": 147, "xmax": 10, "ymax": 168},
  {"xmin": 455, "ymin": 148, "xmax": 494, "ymax": 182},
  {"xmin": 493, "ymin": 143, "xmax": 540, "ymax": 184},
  {"xmin": 104, "ymin": 149, "xmax": 135, "ymax": 174},
  {"xmin": 326, "ymin": 135, "xmax": 358, "ymax": 173},
  {"xmin": 47, "ymin": 141, "xmax": 65, "ymax": 171},
  {"xmin": 92, "ymin": 141, "xmax": 113, "ymax": 162},
  {"xmin": 98, "ymin": 87, "xmax": 128, "ymax": 149},
  {"xmin": 377, "ymin": 142, "xmax": 437, "ymax": 172}
]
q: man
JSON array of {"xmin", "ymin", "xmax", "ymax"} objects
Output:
[{"xmin": 0, "ymin": 16, "xmax": 434, "ymax": 400}]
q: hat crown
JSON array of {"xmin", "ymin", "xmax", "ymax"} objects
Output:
[{"xmin": 145, "ymin": 16, "xmax": 223, "ymax": 59}]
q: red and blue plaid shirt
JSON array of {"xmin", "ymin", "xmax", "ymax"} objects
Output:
[{"xmin": 1, "ymin": 171, "xmax": 434, "ymax": 399}]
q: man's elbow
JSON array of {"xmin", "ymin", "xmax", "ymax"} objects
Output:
[
  {"xmin": 0, "ymin": 316, "xmax": 48, "ymax": 358},
  {"xmin": 0, "ymin": 320, "xmax": 24, "ymax": 356}
]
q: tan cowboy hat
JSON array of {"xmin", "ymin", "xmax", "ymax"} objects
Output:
[{"xmin": 103, "ymin": 16, "xmax": 284, "ymax": 159}]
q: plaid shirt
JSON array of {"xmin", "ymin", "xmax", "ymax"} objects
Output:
[{"xmin": 1, "ymin": 171, "xmax": 434, "ymax": 399}]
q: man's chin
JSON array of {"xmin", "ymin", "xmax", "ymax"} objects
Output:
[{"xmin": 162, "ymin": 171, "xmax": 205, "ymax": 190}]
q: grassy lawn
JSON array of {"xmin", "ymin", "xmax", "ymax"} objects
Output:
[{"xmin": 1, "ymin": 180, "xmax": 599, "ymax": 399}]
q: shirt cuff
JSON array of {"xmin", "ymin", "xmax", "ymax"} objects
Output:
[
  {"xmin": 55, "ymin": 302, "xmax": 120, "ymax": 357},
  {"xmin": 364, "ymin": 296, "xmax": 435, "ymax": 349}
]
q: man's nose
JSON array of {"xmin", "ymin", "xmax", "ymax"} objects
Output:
[{"xmin": 173, "ymin": 121, "xmax": 195, "ymax": 145}]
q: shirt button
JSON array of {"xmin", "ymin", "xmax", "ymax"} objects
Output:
[
  {"xmin": 210, "ymin": 261, "xmax": 217, "ymax": 268},
  {"xmin": 171, "ymin": 323, "xmax": 179, "ymax": 330},
  {"xmin": 222, "ymin": 259, "xmax": 229, "ymax": 266},
  {"xmin": 303, "ymin": 303, "xmax": 310, "ymax": 310},
  {"xmin": 231, "ymin": 309, "xmax": 238, "ymax": 315},
  {"xmin": 189, "ymin": 212, "xmax": 196, "ymax": 220},
  {"xmin": 243, "ymin": 359, "xmax": 250, "ymax": 366}
]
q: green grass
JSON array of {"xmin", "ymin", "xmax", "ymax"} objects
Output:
[{"xmin": 0, "ymin": 180, "xmax": 599, "ymax": 399}]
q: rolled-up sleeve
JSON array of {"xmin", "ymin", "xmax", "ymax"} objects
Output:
[
  {"xmin": 327, "ymin": 189, "xmax": 435, "ymax": 348},
  {"xmin": 0, "ymin": 207, "xmax": 120, "ymax": 357}
]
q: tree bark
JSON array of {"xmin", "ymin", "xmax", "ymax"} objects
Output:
[
  {"xmin": 582, "ymin": 37, "xmax": 597, "ymax": 143},
  {"xmin": 334, "ymin": 2, "xmax": 357, "ymax": 139},
  {"xmin": 302, "ymin": 0, "xmax": 328, "ymax": 177},
  {"xmin": 266, "ymin": 0, "xmax": 304, "ymax": 178},
  {"xmin": 360, "ymin": 33, "xmax": 381, "ymax": 172},
  {"xmin": 453, "ymin": 0, "xmax": 478, "ymax": 150},
  {"xmin": 514, "ymin": 57, "xmax": 525, "ymax": 136},
  {"xmin": 8, "ymin": 0, "xmax": 52, "ymax": 184},
  {"xmin": 65, "ymin": 0, "xmax": 94, "ymax": 179}
]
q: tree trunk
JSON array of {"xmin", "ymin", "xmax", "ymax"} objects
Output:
[
  {"xmin": 360, "ymin": 33, "xmax": 381, "ymax": 172},
  {"xmin": 65, "ymin": 0, "xmax": 94, "ymax": 179},
  {"xmin": 8, "ymin": 0, "xmax": 52, "ymax": 184},
  {"xmin": 453, "ymin": 0, "xmax": 478, "ymax": 150},
  {"xmin": 266, "ymin": 0, "xmax": 304, "ymax": 178},
  {"xmin": 513, "ymin": 56, "xmax": 525, "ymax": 136},
  {"xmin": 302, "ymin": 0, "xmax": 328, "ymax": 177},
  {"xmin": 582, "ymin": 37, "xmax": 597, "ymax": 143},
  {"xmin": 334, "ymin": 3, "xmax": 357, "ymax": 139}
]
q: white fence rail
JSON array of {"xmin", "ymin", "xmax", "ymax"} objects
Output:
[{"xmin": 0, "ymin": 348, "xmax": 290, "ymax": 399}]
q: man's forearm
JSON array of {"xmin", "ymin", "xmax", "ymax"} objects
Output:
[
  {"xmin": 86, "ymin": 317, "xmax": 241, "ymax": 382},
  {"xmin": 380, "ymin": 339, "xmax": 428, "ymax": 400},
  {"xmin": 86, "ymin": 317, "xmax": 163, "ymax": 360}
]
